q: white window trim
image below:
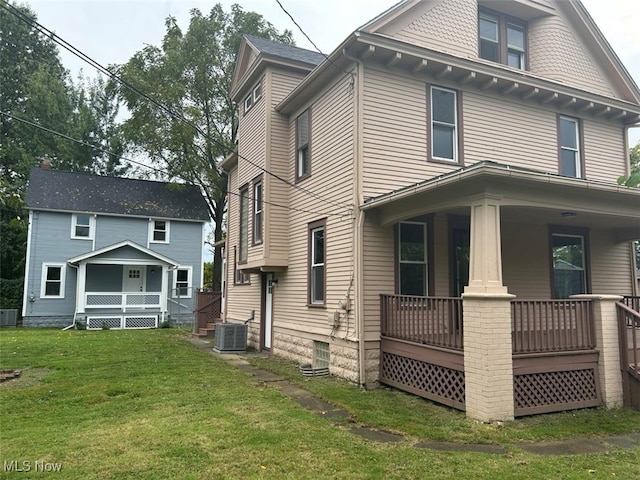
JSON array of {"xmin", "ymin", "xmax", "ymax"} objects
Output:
[
  {"xmin": 71, "ymin": 213, "xmax": 95, "ymax": 240},
  {"xmin": 40, "ymin": 263, "xmax": 66, "ymax": 299},
  {"xmin": 244, "ymin": 93, "xmax": 253, "ymax": 113},
  {"xmin": 253, "ymin": 181, "xmax": 263, "ymax": 244},
  {"xmin": 173, "ymin": 266, "xmax": 193, "ymax": 298},
  {"xmin": 430, "ymin": 86, "xmax": 458, "ymax": 163},
  {"xmin": 310, "ymin": 225, "xmax": 325, "ymax": 305},
  {"xmin": 149, "ymin": 219, "xmax": 170, "ymax": 244},
  {"xmin": 253, "ymin": 83, "xmax": 262, "ymax": 102},
  {"xmin": 559, "ymin": 116, "xmax": 581, "ymax": 178}
]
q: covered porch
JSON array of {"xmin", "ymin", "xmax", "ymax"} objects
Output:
[
  {"xmin": 68, "ymin": 241, "xmax": 179, "ymax": 329},
  {"xmin": 363, "ymin": 162, "xmax": 640, "ymax": 421}
]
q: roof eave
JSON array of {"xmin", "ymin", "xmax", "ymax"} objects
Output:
[{"xmin": 68, "ymin": 240, "xmax": 180, "ymax": 266}]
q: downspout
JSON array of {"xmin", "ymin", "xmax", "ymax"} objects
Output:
[
  {"xmin": 343, "ymin": 48, "xmax": 367, "ymax": 387},
  {"xmin": 63, "ymin": 262, "xmax": 79, "ymax": 330}
]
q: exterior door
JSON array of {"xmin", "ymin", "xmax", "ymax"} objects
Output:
[
  {"xmin": 123, "ymin": 266, "xmax": 145, "ymax": 292},
  {"xmin": 263, "ymin": 273, "xmax": 274, "ymax": 350}
]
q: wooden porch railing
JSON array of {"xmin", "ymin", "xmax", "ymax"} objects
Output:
[
  {"xmin": 193, "ymin": 290, "xmax": 222, "ymax": 333},
  {"xmin": 380, "ymin": 294, "xmax": 463, "ymax": 350},
  {"xmin": 511, "ymin": 299, "xmax": 595, "ymax": 354},
  {"xmin": 623, "ymin": 296, "xmax": 640, "ymax": 313}
]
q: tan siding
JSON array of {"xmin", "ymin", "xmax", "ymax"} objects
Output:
[
  {"xmin": 269, "ymin": 72, "xmax": 356, "ymax": 343},
  {"xmin": 583, "ymin": 120, "xmax": 626, "ymax": 183},
  {"xmin": 362, "ymin": 66, "xmax": 627, "ymax": 200},
  {"xmin": 528, "ymin": 14, "xmax": 616, "ymax": 97},
  {"xmin": 392, "ymin": 0, "xmax": 477, "ymax": 58},
  {"xmin": 223, "ymin": 166, "xmax": 262, "ymax": 337},
  {"xmin": 501, "ymin": 221, "xmax": 551, "ymax": 298},
  {"xmin": 590, "ymin": 231, "xmax": 634, "ymax": 296}
]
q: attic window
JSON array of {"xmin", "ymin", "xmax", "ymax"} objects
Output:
[
  {"xmin": 479, "ymin": 9, "xmax": 527, "ymax": 70},
  {"xmin": 149, "ymin": 219, "xmax": 170, "ymax": 244},
  {"xmin": 253, "ymin": 83, "xmax": 262, "ymax": 102},
  {"xmin": 244, "ymin": 94, "xmax": 253, "ymax": 113}
]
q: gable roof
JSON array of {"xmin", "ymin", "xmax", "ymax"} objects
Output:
[
  {"xmin": 230, "ymin": 35, "xmax": 325, "ymax": 103},
  {"xmin": 243, "ymin": 34, "xmax": 325, "ymax": 67},
  {"xmin": 26, "ymin": 167, "xmax": 210, "ymax": 222},
  {"xmin": 68, "ymin": 240, "xmax": 179, "ymax": 266}
]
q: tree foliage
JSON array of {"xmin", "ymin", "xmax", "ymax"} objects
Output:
[
  {"xmin": 0, "ymin": 1, "xmax": 129, "ymax": 310},
  {"xmin": 618, "ymin": 141, "xmax": 640, "ymax": 187},
  {"xmin": 117, "ymin": 4, "xmax": 293, "ymax": 290}
]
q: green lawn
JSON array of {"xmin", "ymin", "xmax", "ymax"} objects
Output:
[{"xmin": 0, "ymin": 328, "xmax": 639, "ymax": 479}]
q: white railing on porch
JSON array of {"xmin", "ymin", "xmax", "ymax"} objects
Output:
[{"xmin": 85, "ymin": 292, "xmax": 162, "ymax": 310}]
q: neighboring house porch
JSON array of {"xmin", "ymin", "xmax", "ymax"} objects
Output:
[
  {"xmin": 68, "ymin": 241, "xmax": 179, "ymax": 329},
  {"xmin": 363, "ymin": 162, "xmax": 640, "ymax": 420}
]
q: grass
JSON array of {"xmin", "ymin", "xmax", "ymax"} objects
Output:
[{"xmin": 0, "ymin": 328, "xmax": 638, "ymax": 479}]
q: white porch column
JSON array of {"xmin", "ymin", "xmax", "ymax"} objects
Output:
[
  {"xmin": 571, "ymin": 294, "xmax": 624, "ymax": 408},
  {"xmin": 161, "ymin": 265, "xmax": 170, "ymax": 319},
  {"xmin": 462, "ymin": 194, "xmax": 515, "ymax": 422},
  {"xmin": 76, "ymin": 262, "xmax": 87, "ymax": 314}
]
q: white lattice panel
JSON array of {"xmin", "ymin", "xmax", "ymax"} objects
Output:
[
  {"xmin": 87, "ymin": 294, "xmax": 121, "ymax": 306},
  {"xmin": 87, "ymin": 316, "xmax": 123, "ymax": 329},
  {"xmin": 124, "ymin": 316, "xmax": 158, "ymax": 329}
]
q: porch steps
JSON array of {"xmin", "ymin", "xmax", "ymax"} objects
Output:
[{"xmin": 192, "ymin": 322, "xmax": 218, "ymax": 339}]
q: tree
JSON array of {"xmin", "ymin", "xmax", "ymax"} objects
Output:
[
  {"xmin": 0, "ymin": 1, "xmax": 130, "ymax": 309},
  {"xmin": 117, "ymin": 4, "xmax": 293, "ymax": 290},
  {"xmin": 618, "ymin": 141, "xmax": 640, "ymax": 187}
]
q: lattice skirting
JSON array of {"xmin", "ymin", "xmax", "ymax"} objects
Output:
[
  {"xmin": 86, "ymin": 315, "xmax": 158, "ymax": 330},
  {"xmin": 380, "ymin": 352, "xmax": 465, "ymax": 410},
  {"xmin": 514, "ymin": 358, "xmax": 601, "ymax": 417}
]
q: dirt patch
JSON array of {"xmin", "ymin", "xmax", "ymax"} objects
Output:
[{"xmin": 0, "ymin": 368, "xmax": 52, "ymax": 389}]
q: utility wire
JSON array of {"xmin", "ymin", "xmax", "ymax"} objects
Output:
[
  {"xmin": 0, "ymin": 110, "xmax": 347, "ymax": 218},
  {"xmin": 274, "ymin": 0, "xmax": 354, "ymax": 79},
  {"xmin": 1, "ymin": 1, "xmax": 353, "ymax": 213}
]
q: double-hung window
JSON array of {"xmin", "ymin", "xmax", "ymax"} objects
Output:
[
  {"xmin": 71, "ymin": 213, "xmax": 94, "ymax": 239},
  {"xmin": 253, "ymin": 180, "xmax": 263, "ymax": 245},
  {"xmin": 429, "ymin": 86, "xmax": 461, "ymax": 163},
  {"xmin": 173, "ymin": 267, "xmax": 192, "ymax": 298},
  {"xmin": 551, "ymin": 232, "xmax": 588, "ymax": 298},
  {"xmin": 239, "ymin": 186, "xmax": 249, "ymax": 263},
  {"xmin": 41, "ymin": 263, "xmax": 65, "ymax": 298},
  {"xmin": 308, "ymin": 219, "xmax": 325, "ymax": 306},
  {"xmin": 296, "ymin": 109, "xmax": 311, "ymax": 180},
  {"xmin": 150, "ymin": 220, "xmax": 169, "ymax": 243},
  {"xmin": 558, "ymin": 116, "xmax": 583, "ymax": 178},
  {"xmin": 479, "ymin": 10, "xmax": 527, "ymax": 69},
  {"xmin": 398, "ymin": 222, "xmax": 428, "ymax": 296}
]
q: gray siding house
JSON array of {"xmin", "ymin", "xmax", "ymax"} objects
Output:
[{"xmin": 22, "ymin": 167, "xmax": 209, "ymax": 329}]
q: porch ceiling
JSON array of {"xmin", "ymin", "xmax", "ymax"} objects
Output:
[{"xmin": 363, "ymin": 162, "xmax": 640, "ymax": 239}]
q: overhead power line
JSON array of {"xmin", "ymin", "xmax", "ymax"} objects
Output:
[
  {"xmin": 0, "ymin": 110, "xmax": 348, "ymax": 218},
  {"xmin": 1, "ymin": 0, "xmax": 353, "ymax": 213}
]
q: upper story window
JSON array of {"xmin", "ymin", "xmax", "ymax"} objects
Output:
[
  {"xmin": 71, "ymin": 213, "xmax": 94, "ymax": 240},
  {"xmin": 308, "ymin": 219, "xmax": 325, "ymax": 306},
  {"xmin": 558, "ymin": 115, "xmax": 583, "ymax": 178},
  {"xmin": 479, "ymin": 9, "xmax": 527, "ymax": 69},
  {"xmin": 233, "ymin": 246, "xmax": 250, "ymax": 285},
  {"xmin": 244, "ymin": 80, "xmax": 262, "ymax": 113},
  {"xmin": 429, "ymin": 86, "xmax": 462, "ymax": 164},
  {"xmin": 239, "ymin": 186, "xmax": 249, "ymax": 263},
  {"xmin": 41, "ymin": 263, "xmax": 65, "ymax": 298},
  {"xmin": 149, "ymin": 219, "xmax": 170, "ymax": 244},
  {"xmin": 296, "ymin": 109, "xmax": 311, "ymax": 181},
  {"xmin": 253, "ymin": 179, "xmax": 263, "ymax": 245}
]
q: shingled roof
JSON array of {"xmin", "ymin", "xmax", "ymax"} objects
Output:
[
  {"xmin": 26, "ymin": 167, "xmax": 210, "ymax": 221},
  {"xmin": 244, "ymin": 34, "xmax": 325, "ymax": 67}
]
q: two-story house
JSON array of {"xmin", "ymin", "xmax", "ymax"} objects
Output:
[
  {"xmin": 222, "ymin": 0, "xmax": 640, "ymax": 421},
  {"xmin": 22, "ymin": 166, "xmax": 209, "ymax": 329}
]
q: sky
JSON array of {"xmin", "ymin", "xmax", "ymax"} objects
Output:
[{"xmin": 25, "ymin": 0, "xmax": 640, "ymax": 146}]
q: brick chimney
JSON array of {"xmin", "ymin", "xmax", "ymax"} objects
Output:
[{"xmin": 40, "ymin": 158, "xmax": 52, "ymax": 170}]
